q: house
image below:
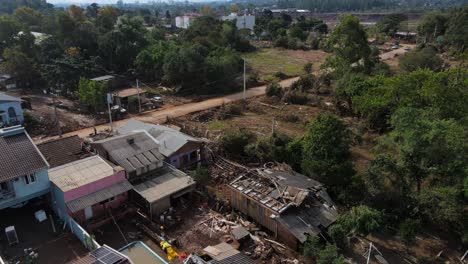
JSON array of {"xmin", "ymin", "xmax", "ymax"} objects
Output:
[
  {"xmin": 184, "ymin": 242, "xmax": 253, "ymax": 264},
  {"xmin": 228, "ymin": 167, "xmax": 338, "ymax": 249},
  {"xmin": 68, "ymin": 244, "xmax": 132, "ymax": 264},
  {"xmin": 91, "ymin": 131, "xmax": 196, "ymax": 216},
  {"xmin": 175, "ymin": 14, "xmax": 199, "ymax": 29},
  {"xmin": 0, "ymin": 74, "xmax": 17, "ymax": 90},
  {"xmin": 0, "ymin": 126, "xmax": 50, "ymax": 210},
  {"xmin": 112, "ymin": 88, "xmax": 147, "ymax": 112},
  {"xmin": 37, "ymin": 135, "xmax": 90, "ymax": 168},
  {"xmin": 221, "ymin": 13, "xmax": 256, "ymax": 30},
  {"xmin": 49, "ymin": 155, "xmax": 132, "ymax": 223},
  {"xmin": 0, "ymin": 92, "xmax": 24, "ymax": 127},
  {"xmin": 118, "ymin": 119, "xmax": 204, "ymax": 168}
]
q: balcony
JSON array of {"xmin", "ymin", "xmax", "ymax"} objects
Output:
[{"xmin": 0, "ymin": 189, "xmax": 15, "ymax": 200}]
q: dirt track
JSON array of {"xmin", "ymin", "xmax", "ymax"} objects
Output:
[{"xmin": 33, "ymin": 77, "xmax": 299, "ymax": 143}]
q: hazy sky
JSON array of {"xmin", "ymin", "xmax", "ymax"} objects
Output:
[{"xmin": 46, "ymin": 0, "xmax": 219, "ymax": 3}]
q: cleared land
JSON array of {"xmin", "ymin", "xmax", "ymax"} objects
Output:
[{"xmin": 242, "ymin": 48, "xmax": 328, "ymax": 79}]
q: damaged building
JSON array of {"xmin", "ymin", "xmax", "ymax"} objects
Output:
[
  {"xmin": 90, "ymin": 131, "xmax": 196, "ymax": 217},
  {"xmin": 228, "ymin": 167, "xmax": 338, "ymax": 249}
]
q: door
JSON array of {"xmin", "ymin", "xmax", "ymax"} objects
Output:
[{"xmin": 84, "ymin": 206, "xmax": 93, "ymax": 220}]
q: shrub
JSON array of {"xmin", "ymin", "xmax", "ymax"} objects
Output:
[
  {"xmin": 219, "ymin": 103, "xmax": 243, "ymax": 119},
  {"xmin": 23, "ymin": 110, "xmax": 39, "ymax": 131},
  {"xmin": 282, "ymin": 89, "xmax": 309, "ymax": 104},
  {"xmin": 190, "ymin": 167, "xmax": 211, "ymax": 187},
  {"xmin": 274, "ymin": 71, "xmax": 288, "ymax": 80},
  {"xmin": 304, "ymin": 62, "xmax": 313, "ymax": 74},
  {"xmin": 278, "ymin": 113, "xmax": 300, "ymax": 123},
  {"xmin": 316, "ymin": 244, "xmax": 346, "ymax": 264},
  {"xmin": 247, "ymin": 71, "xmax": 260, "ymax": 86},
  {"xmin": 303, "ymin": 236, "xmax": 322, "ymax": 257},
  {"xmin": 220, "ymin": 130, "xmax": 252, "ymax": 157},
  {"xmin": 266, "ymin": 81, "xmax": 282, "ymax": 97},
  {"xmin": 399, "ymin": 46, "xmax": 444, "ymax": 72},
  {"xmin": 399, "ymin": 219, "xmax": 420, "ymax": 244},
  {"xmin": 290, "ymin": 75, "xmax": 315, "ymax": 92}
]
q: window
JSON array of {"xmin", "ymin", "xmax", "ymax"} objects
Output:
[
  {"xmin": 23, "ymin": 173, "xmax": 36, "ymax": 185},
  {"xmin": 8, "ymin": 107, "xmax": 17, "ymax": 123},
  {"xmin": 99, "ymin": 196, "xmax": 115, "ymax": 205}
]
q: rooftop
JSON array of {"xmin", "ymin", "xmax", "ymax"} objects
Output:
[
  {"xmin": 91, "ymin": 131, "xmax": 164, "ymax": 173},
  {"xmin": 90, "ymin": 75, "xmax": 115, "ymax": 82},
  {"xmin": 113, "ymin": 88, "xmax": 146, "ymax": 98},
  {"xmin": 118, "ymin": 119, "xmax": 201, "ymax": 157},
  {"xmin": 0, "ymin": 126, "xmax": 48, "ymax": 183},
  {"xmin": 201, "ymin": 242, "xmax": 254, "ymax": 264},
  {"xmin": 69, "ymin": 245, "xmax": 132, "ymax": 264},
  {"xmin": 37, "ymin": 135, "xmax": 88, "ymax": 168},
  {"xmin": 49, "ymin": 155, "xmax": 122, "ymax": 192},
  {"xmin": 133, "ymin": 165, "xmax": 195, "ymax": 203},
  {"xmin": 0, "ymin": 92, "xmax": 22, "ymax": 102}
]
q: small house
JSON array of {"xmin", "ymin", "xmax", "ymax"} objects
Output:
[
  {"xmin": 175, "ymin": 14, "xmax": 200, "ymax": 29},
  {"xmin": 228, "ymin": 167, "xmax": 338, "ymax": 249},
  {"xmin": 118, "ymin": 119, "xmax": 204, "ymax": 169},
  {"xmin": 49, "ymin": 155, "xmax": 132, "ymax": 224},
  {"xmin": 112, "ymin": 88, "xmax": 147, "ymax": 111},
  {"xmin": 37, "ymin": 135, "xmax": 91, "ymax": 169},
  {"xmin": 91, "ymin": 131, "xmax": 196, "ymax": 216},
  {"xmin": 0, "ymin": 92, "xmax": 24, "ymax": 127},
  {"xmin": 0, "ymin": 126, "xmax": 50, "ymax": 210},
  {"xmin": 0, "ymin": 74, "xmax": 16, "ymax": 90},
  {"xmin": 221, "ymin": 13, "xmax": 256, "ymax": 30}
]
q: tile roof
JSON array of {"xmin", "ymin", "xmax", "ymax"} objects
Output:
[
  {"xmin": 118, "ymin": 119, "xmax": 201, "ymax": 157},
  {"xmin": 66, "ymin": 180, "xmax": 132, "ymax": 213},
  {"xmin": 133, "ymin": 165, "xmax": 195, "ymax": 203},
  {"xmin": 203, "ymin": 242, "xmax": 254, "ymax": 264},
  {"xmin": 0, "ymin": 126, "xmax": 48, "ymax": 182},
  {"xmin": 0, "ymin": 92, "xmax": 22, "ymax": 102},
  {"xmin": 37, "ymin": 135, "xmax": 86, "ymax": 168},
  {"xmin": 49, "ymin": 155, "xmax": 121, "ymax": 192},
  {"xmin": 92, "ymin": 131, "xmax": 164, "ymax": 172}
]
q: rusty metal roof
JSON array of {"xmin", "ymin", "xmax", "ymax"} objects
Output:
[{"xmin": 37, "ymin": 135, "xmax": 85, "ymax": 168}]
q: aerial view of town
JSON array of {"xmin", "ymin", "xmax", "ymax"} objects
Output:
[{"xmin": 0, "ymin": 0, "xmax": 466, "ymax": 263}]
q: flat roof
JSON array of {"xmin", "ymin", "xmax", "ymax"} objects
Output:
[
  {"xmin": 133, "ymin": 166, "xmax": 195, "ymax": 203},
  {"xmin": 49, "ymin": 156, "xmax": 121, "ymax": 192},
  {"xmin": 114, "ymin": 88, "xmax": 146, "ymax": 98}
]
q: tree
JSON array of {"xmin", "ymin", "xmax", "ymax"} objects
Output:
[
  {"xmin": 304, "ymin": 62, "xmax": 313, "ymax": 74},
  {"xmin": 325, "ymin": 15, "xmax": 372, "ymax": 74},
  {"xmin": 334, "ymin": 205, "xmax": 383, "ymax": 236},
  {"xmin": 69, "ymin": 5, "xmax": 86, "ymax": 22},
  {"xmin": 376, "ymin": 14, "xmax": 407, "ymax": 36},
  {"xmin": 190, "ymin": 167, "xmax": 211, "ymax": 187},
  {"xmin": 266, "ymin": 81, "xmax": 282, "ymax": 97},
  {"xmin": 135, "ymin": 40, "xmax": 176, "ymax": 80},
  {"xmin": 316, "ymin": 245, "xmax": 346, "ymax": 264},
  {"xmin": 97, "ymin": 6, "xmax": 118, "ymax": 31},
  {"xmin": 201, "ymin": 6, "xmax": 215, "ymax": 16},
  {"xmin": 220, "ymin": 130, "xmax": 252, "ymax": 157},
  {"xmin": 86, "ymin": 3, "xmax": 99, "ymax": 18},
  {"xmin": 417, "ymin": 11, "xmax": 448, "ymax": 42},
  {"xmin": 301, "ymin": 113, "xmax": 355, "ymax": 190},
  {"xmin": 13, "ymin": 7, "xmax": 43, "ymax": 28},
  {"xmin": 0, "ymin": 15, "xmax": 22, "ymax": 52},
  {"xmin": 445, "ymin": 6, "xmax": 468, "ymax": 52},
  {"xmin": 245, "ymin": 133, "xmax": 291, "ymax": 163},
  {"xmin": 230, "ymin": 4, "xmax": 239, "ymax": 14},
  {"xmin": 399, "ymin": 219, "xmax": 420, "ymax": 244},
  {"xmin": 399, "ymin": 46, "xmax": 444, "ymax": 72},
  {"xmin": 77, "ymin": 78, "xmax": 106, "ymax": 112},
  {"xmin": 1, "ymin": 47, "xmax": 39, "ymax": 88}
]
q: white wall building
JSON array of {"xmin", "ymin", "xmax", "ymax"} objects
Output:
[
  {"xmin": 222, "ymin": 13, "xmax": 256, "ymax": 30},
  {"xmin": 175, "ymin": 15, "xmax": 198, "ymax": 29}
]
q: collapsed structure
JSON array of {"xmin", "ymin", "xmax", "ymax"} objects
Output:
[{"xmin": 228, "ymin": 167, "xmax": 338, "ymax": 249}]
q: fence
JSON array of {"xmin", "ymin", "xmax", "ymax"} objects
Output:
[{"xmin": 68, "ymin": 217, "xmax": 100, "ymax": 250}]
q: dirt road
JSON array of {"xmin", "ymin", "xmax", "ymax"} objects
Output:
[
  {"xmin": 33, "ymin": 77, "xmax": 299, "ymax": 143},
  {"xmin": 380, "ymin": 43, "xmax": 416, "ymax": 61}
]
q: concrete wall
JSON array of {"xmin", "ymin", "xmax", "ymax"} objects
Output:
[
  {"xmin": 0, "ymin": 101, "xmax": 24, "ymax": 125},
  {"xmin": 70, "ymin": 192, "xmax": 128, "ymax": 222},
  {"xmin": 63, "ymin": 170, "xmax": 126, "ymax": 202},
  {"xmin": 167, "ymin": 142, "xmax": 202, "ymax": 168}
]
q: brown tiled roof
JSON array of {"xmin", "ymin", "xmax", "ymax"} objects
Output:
[
  {"xmin": 37, "ymin": 135, "xmax": 85, "ymax": 168},
  {"xmin": 0, "ymin": 130, "xmax": 48, "ymax": 182}
]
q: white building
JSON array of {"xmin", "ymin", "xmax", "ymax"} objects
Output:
[
  {"xmin": 221, "ymin": 13, "xmax": 256, "ymax": 30},
  {"xmin": 175, "ymin": 15, "xmax": 198, "ymax": 29}
]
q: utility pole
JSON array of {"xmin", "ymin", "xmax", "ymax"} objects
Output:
[
  {"xmin": 136, "ymin": 79, "xmax": 142, "ymax": 113},
  {"xmin": 107, "ymin": 93, "xmax": 113, "ymax": 132},
  {"xmin": 243, "ymin": 59, "xmax": 246, "ymax": 100},
  {"xmin": 52, "ymin": 95, "xmax": 62, "ymax": 138}
]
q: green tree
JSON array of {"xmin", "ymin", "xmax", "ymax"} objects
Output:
[
  {"xmin": 1, "ymin": 47, "xmax": 39, "ymax": 88},
  {"xmin": 399, "ymin": 46, "xmax": 444, "ymax": 72},
  {"xmin": 220, "ymin": 130, "xmax": 252, "ymax": 158},
  {"xmin": 316, "ymin": 244, "xmax": 346, "ymax": 264},
  {"xmin": 0, "ymin": 15, "xmax": 22, "ymax": 52},
  {"xmin": 135, "ymin": 40, "xmax": 176, "ymax": 80},
  {"xmin": 301, "ymin": 113, "xmax": 355, "ymax": 190},
  {"xmin": 96, "ymin": 6, "xmax": 118, "ymax": 31},
  {"xmin": 245, "ymin": 133, "xmax": 291, "ymax": 163},
  {"xmin": 445, "ymin": 6, "xmax": 468, "ymax": 52},
  {"xmin": 417, "ymin": 11, "xmax": 448, "ymax": 43},
  {"xmin": 399, "ymin": 219, "xmax": 420, "ymax": 244},
  {"xmin": 336, "ymin": 205, "xmax": 383, "ymax": 236},
  {"xmin": 325, "ymin": 15, "xmax": 372, "ymax": 74},
  {"xmin": 190, "ymin": 167, "xmax": 211, "ymax": 187},
  {"xmin": 266, "ymin": 81, "xmax": 282, "ymax": 97},
  {"xmin": 77, "ymin": 78, "xmax": 107, "ymax": 112},
  {"xmin": 13, "ymin": 7, "xmax": 42, "ymax": 29},
  {"xmin": 376, "ymin": 14, "xmax": 407, "ymax": 35},
  {"xmin": 304, "ymin": 62, "xmax": 313, "ymax": 74}
]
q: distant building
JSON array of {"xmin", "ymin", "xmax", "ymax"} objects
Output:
[
  {"xmin": 175, "ymin": 14, "xmax": 199, "ymax": 29},
  {"xmin": 185, "ymin": 242, "xmax": 254, "ymax": 264},
  {"xmin": 222, "ymin": 13, "xmax": 255, "ymax": 30},
  {"xmin": 0, "ymin": 74, "xmax": 16, "ymax": 90},
  {"xmin": 49, "ymin": 155, "xmax": 132, "ymax": 224},
  {"xmin": 0, "ymin": 126, "xmax": 50, "ymax": 210},
  {"xmin": 228, "ymin": 167, "xmax": 338, "ymax": 249},
  {"xmin": 0, "ymin": 92, "xmax": 24, "ymax": 127},
  {"xmin": 91, "ymin": 131, "xmax": 196, "ymax": 216},
  {"xmin": 118, "ymin": 119, "xmax": 204, "ymax": 169}
]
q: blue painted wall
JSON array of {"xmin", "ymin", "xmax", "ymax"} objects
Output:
[{"xmin": 0, "ymin": 101, "xmax": 24, "ymax": 125}]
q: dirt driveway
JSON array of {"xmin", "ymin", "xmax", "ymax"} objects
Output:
[{"xmin": 33, "ymin": 77, "xmax": 299, "ymax": 143}]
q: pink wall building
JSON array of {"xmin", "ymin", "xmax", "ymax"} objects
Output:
[{"xmin": 50, "ymin": 155, "xmax": 132, "ymax": 224}]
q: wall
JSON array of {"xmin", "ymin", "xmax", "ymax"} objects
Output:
[
  {"xmin": 69, "ymin": 217, "xmax": 100, "ymax": 250},
  {"xmin": 167, "ymin": 141, "xmax": 202, "ymax": 168},
  {"xmin": 12, "ymin": 168, "xmax": 50, "ymax": 199},
  {"xmin": 63, "ymin": 170, "xmax": 126, "ymax": 202},
  {"xmin": 70, "ymin": 192, "xmax": 128, "ymax": 223},
  {"xmin": 51, "ymin": 183, "xmax": 68, "ymax": 221},
  {"xmin": 0, "ymin": 101, "xmax": 24, "ymax": 125}
]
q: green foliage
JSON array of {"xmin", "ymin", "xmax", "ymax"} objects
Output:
[
  {"xmin": 398, "ymin": 219, "xmax": 420, "ymax": 243},
  {"xmin": 399, "ymin": 46, "xmax": 444, "ymax": 72},
  {"xmin": 417, "ymin": 11, "xmax": 448, "ymax": 42},
  {"xmin": 445, "ymin": 6, "xmax": 468, "ymax": 52},
  {"xmin": 304, "ymin": 62, "xmax": 313, "ymax": 74},
  {"xmin": 245, "ymin": 133, "xmax": 292, "ymax": 163},
  {"xmin": 303, "ymin": 236, "xmax": 322, "ymax": 257},
  {"xmin": 77, "ymin": 78, "xmax": 107, "ymax": 112},
  {"xmin": 1, "ymin": 47, "xmax": 39, "ymax": 87},
  {"xmin": 376, "ymin": 14, "xmax": 407, "ymax": 35},
  {"xmin": 335, "ymin": 205, "xmax": 383, "ymax": 236},
  {"xmin": 220, "ymin": 130, "xmax": 252, "ymax": 157},
  {"xmin": 290, "ymin": 74, "xmax": 315, "ymax": 92},
  {"xmin": 316, "ymin": 244, "xmax": 346, "ymax": 264},
  {"xmin": 301, "ymin": 113, "xmax": 354, "ymax": 190},
  {"xmin": 282, "ymin": 89, "xmax": 309, "ymax": 105},
  {"xmin": 190, "ymin": 167, "xmax": 211, "ymax": 187},
  {"xmin": 0, "ymin": 15, "xmax": 22, "ymax": 52},
  {"xmin": 266, "ymin": 81, "xmax": 282, "ymax": 97},
  {"xmin": 13, "ymin": 7, "xmax": 42, "ymax": 28},
  {"xmin": 23, "ymin": 111, "xmax": 39, "ymax": 132},
  {"xmin": 135, "ymin": 40, "xmax": 176, "ymax": 80}
]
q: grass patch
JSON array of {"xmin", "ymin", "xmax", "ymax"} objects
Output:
[
  {"xmin": 207, "ymin": 120, "xmax": 227, "ymax": 130},
  {"xmin": 242, "ymin": 48, "xmax": 306, "ymax": 78}
]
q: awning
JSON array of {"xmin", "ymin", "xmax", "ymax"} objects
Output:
[{"xmin": 66, "ymin": 180, "xmax": 133, "ymax": 213}]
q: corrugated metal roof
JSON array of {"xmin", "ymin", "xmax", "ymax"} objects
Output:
[
  {"xmin": 66, "ymin": 180, "xmax": 132, "ymax": 213},
  {"xmin": 133, "ymin": 166, "xmax": 195, "ymax": 203},
  {"xmin": 91, "ymin": 131, "xmax": 164, "ymax": 172},
  {"xmin": 49, "ymin": 156, "xmax": 119, "ymax": 192},
  {"xmin": 114, "ymin": 88, "xmax": 146, "ymax": 98},
  {"xmin": 0, "ymin": 92, "xmax": 22, "ymax": 102},
  {"xmin": 117, "ymin": 119, "xmax": 201, "ymax": 157},
  {"xmin": 37, "ymin": 135, "xmax": 85, "ymax": 168},
  {"xmin": 0, "ymin": 127, "xmax": 48, "ymax": 182},
  {"xmin": 90, "ymin": 75, "xmax": 115, "ymax": 82},
  {"xmin": 203, "ymin": 242, "xmax": 253, "ymax": 264}
]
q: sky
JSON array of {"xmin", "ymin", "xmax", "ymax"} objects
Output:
[{"xmin": 46, "ymin": 0, "xmax": 221, "ymax": 3}]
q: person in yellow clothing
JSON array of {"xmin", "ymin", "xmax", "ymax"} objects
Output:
[{"xmin": 160, "ymin": 240, "xmax": 178, "ymax": 261}]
